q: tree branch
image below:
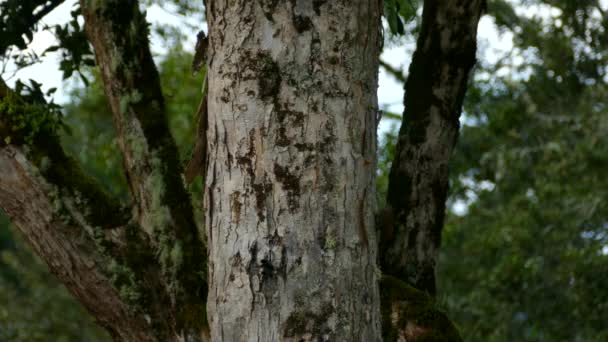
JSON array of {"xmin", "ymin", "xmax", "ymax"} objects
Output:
[
  {"xmin": 380, "ymin": 59, "xmax": 407, "ymax": 84},
  {"xmin": 0, "ymin": 78, "xmax": 164, "ymax": 341},
  {"xmin": 78, "ymin": 0, "xmax": 207, "ymax": 338},
  {"xmin": 381, "ymin": 0, "xmax": 486, "ymax": 294}
]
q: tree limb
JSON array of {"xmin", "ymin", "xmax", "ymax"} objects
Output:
[
  {"xmin": 382, "ymin": 0, "xmax": 486, "ymax": 295},
  {"xmin": 0, "ymin": 77, "xmax": 163, "ymax": 341},
  {"xmin": 78, "ymin": 0, "xmax": 207, "ymax": 338},
  {"xmin": 380, "ymin": 59, "xmax": 407, "ymax": 84}
]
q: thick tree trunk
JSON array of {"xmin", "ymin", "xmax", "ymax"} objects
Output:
[{"xmin": 204, "ymin": 1, "xmax": 383, "ymax": 340}]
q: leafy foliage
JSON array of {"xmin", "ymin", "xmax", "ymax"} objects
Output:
[
  {"xmin": 46, "ymin": 5, "xmax": 96, "ymax": 84},
  {"xmin": 0, "ymin": 0, "xmax": 67, "ymax": 80},
  {"xmin": 383, "ymin": 0, "xmax": 419, "ymax": 35},
  {"xmin": 437, "ymin": 0, "xmax": 608, "ymax": 340},
  {"xmin": 0, "ymin": 0, "xmax": 65, "ymax": 54},
  {"xmin": 0, "ymin": 79, "xmax": 66, "ymax": 145}
]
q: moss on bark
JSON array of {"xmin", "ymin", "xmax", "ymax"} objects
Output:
[{"xmin": 380, "ymin": 275, "xmax": 463, "ymax": 342}]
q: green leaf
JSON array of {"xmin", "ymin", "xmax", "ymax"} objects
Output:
[
  {"xmin": 397, "ymin": 0, "xmax": 417, "ymax": 21},
  {"xmin": 384, "ymin": 0, "xmax": 409, "ymax": 35}
]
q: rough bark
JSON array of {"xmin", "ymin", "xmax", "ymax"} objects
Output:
[
  {"xmin": 382, "ymin": 0, "xmax": 486, "ymax": 295},
  {"xmin": 377, "ymin": 2, "xmax": 485, "ymax": 340},
  {"xmin": 2, "ymin": 0, "xmax": 485, "ymax": 340},
  {"xmin": 204, "ymin": 1, "xmax": 383, "ymax": 340},
  {"xmin": 0, "ymin": 79, "xmax": 157, "ymax": 341},
  {"xmin": 79, "ymin": 0, "xmax": 208, "ymax": 339},
  {"xmin": 1, "ymin": 0, "xmax": 210, "ymax": 339}
]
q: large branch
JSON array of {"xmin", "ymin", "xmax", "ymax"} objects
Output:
[
  {"xmin": 78, "ymin": 0, "xmax": 207, "ymax": 338},
  {"xmin": 0, "ymin": 78, "xmax": 162, "ymax": 341},
  {"xmin": 381, "ymin": 0, "xmax": 486, "ymax": 294}
]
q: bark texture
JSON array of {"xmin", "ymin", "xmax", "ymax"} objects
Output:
[
  {"xmin": 205, "ymin": 1, "xmax": 383, "ymax": 340},
  {"xmin": 0, "ymin": 79, "xmax": 156, "ymax": 341},
  {"xmin": 382, "ymin": 0, "xmax": 486, "ymax": 295},
  {"xmin": 1, "ymin": 0, "xmax": 210, "ymax": 339},
  {"xmin": 79, "ymin": 1, "xmax": 208, "ymax": 339}
]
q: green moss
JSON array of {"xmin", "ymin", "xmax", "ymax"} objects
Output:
[
  {"xmin": 119, "ymin": 90, "xmax": 143, "ymax": 114},
  {"xmin": 32, "ymin": 136, "xmax": 129, "ymax": 228},
  {"xmin": 84, "ymin": 0, "xmax": 104, "ymax": 9},
  {"xmin": 324, "ymin": 228, "xmax": 337, "ymax": 249},
  {"xmin": 142, "ymin": 165, "xmax": 172, "ymax": 235},
  {"xmin": 178, "ymin": 302, "xmax": 208, "ymax": 336},
  {"xmin": 1, "ymin": 92, "xmax": 128, "ymax": 228},
  {"xmin": 170, "ymin": 241, "xmax": 183, "ymax": 269},
  {"xmin": 108, "ymin": 259, "xmax": 143, "ymax": 307},
  {"xmin": 380, "ymin": 275, "xmax": 463, "ymax": 342},
  {"xmin": 283, "ymin": 304, "xmax": 334, "ymax": 338},
  {"xmin": 0, "ymin": 92, "xmax": 63, "ymax": 146}
]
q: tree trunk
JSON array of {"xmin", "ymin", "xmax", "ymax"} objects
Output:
[{"xmin": 204, "ymin": 1, "xmax": 383, "ymax": 340}]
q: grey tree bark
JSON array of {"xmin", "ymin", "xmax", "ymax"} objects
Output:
[
  {"xmin": 204, "ymin": 1, "xmax": 383, "ymax": 341},
  {"xmin": 381, "ymin": 0, "xmax": 486, "ymax": 295}
]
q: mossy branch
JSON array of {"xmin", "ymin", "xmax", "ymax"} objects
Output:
[
  {"xmin": 79, "ymin": 0, "xmax": 207, "ymax": 337},
  {"xmin": 0, "ymin": 78, "xmax": 162, "ymax": 341},
  {"xmin": 380, "ymin": 275, "xmax": 463, "ymax": 342},
  {"xmin": 1, "ymin": 77, "xmax": 129, "ymax": 229}
]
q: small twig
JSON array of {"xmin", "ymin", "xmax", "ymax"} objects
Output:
[{"xmin": 380, "ymin": 59, "xmax": 407, "ymax": 84}]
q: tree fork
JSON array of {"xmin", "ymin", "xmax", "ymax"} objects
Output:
[
  {"xmin": 0, "ymin": 77, "xmax": 165, "ymax": 341},
  {"xmin": 79, "ymin": 1, "xmax": 208, "ymax": 339}
]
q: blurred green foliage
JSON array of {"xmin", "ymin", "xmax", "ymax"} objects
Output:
[
  {"xmin": 378, "ymin": 0, "xmax": 608, "ymax": 341},
  {"xmin": 384, "ymin": 0, "xmax": 419, "ymax": 35},
  {"xmin": 438, "ymin": 0, "xmax": 608, "ymax": 340}
]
